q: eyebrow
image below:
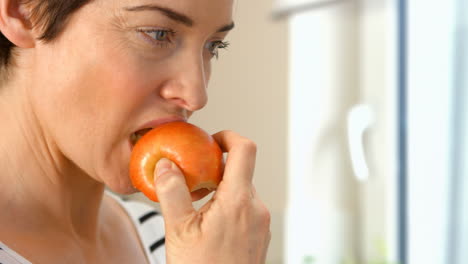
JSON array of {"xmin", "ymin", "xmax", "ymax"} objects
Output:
[
  {"xmin": 124, "ymin": 5, "xmax": 235, "ymax": 33},
  {"xmin": 217, "ymin": 22, "xmax": 235, "ymax": 33}
]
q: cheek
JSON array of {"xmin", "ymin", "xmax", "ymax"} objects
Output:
[
  {"xmin": 31, "ymin": 39, "xmax": 159, "ymax": 191},
  {"xmin": 66, "ymin": 49, "xmax": 156, "ymax": 181},
  {"xmin": 26, "ymin": 4, "xmax": 170, "ymax": 193},
  {"xmin": 89, "ymin": 54, "xmax": 170, "ymax": 193}
]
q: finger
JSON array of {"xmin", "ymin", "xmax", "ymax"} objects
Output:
[
  {"xmin": 154, "ymin": 158, "xmax": 194, "ymax": 224},
  {"xmin": 260, "ymin": 230, "xmax": 272, "ymax": 263},
  {"xmin": 212, "ymin": 131, "xmax": 257, "ymax": 188}
]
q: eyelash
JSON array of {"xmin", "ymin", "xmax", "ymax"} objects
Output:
[
  {"xmin": 208, "ymin": 40, "xmax": 230, "ymax": 59},
  {"xmin": 137, "ymin": 29, "xmax": 230, "ymax": 58}
]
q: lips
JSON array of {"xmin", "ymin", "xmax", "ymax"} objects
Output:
[{"xmin": 130, "ymin": 116, "xmax": 187, "ymax": 147}]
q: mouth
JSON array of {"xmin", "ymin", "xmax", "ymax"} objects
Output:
[
  {"xmin": 129, "ymin": 116, "xmax": 187, "ymax": 148},
  {"xmin": 130, "ymin": 128, "xmax": 152, "ymax": 146}
]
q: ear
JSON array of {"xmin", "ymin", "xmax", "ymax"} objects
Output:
[{"xmin": 0, "ymin": 0, "xmax": 35, "ymax": 48}]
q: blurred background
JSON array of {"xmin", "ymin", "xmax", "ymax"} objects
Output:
[{"xmin": 127, "ymin": 0, "xmax": 468, "ymax": 263}]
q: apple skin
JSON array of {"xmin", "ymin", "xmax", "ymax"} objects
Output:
[{"xmin": 129, "ymin": 121, "xmax": 224, "ymax": 202}]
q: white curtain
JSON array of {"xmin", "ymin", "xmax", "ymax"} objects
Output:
[
  {"xmin": 453, "ymin": 0, "xmax": 468, "ymax": 262},
  {"xmin": 406, "ymin": 0, "xmax": 467, "ymax": 263}
]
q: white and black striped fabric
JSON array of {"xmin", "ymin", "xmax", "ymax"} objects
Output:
[
  {"xmin": 0, "ymin": 194, "xmax": 166, "ymax": 264},
  {"xmin": 113, "ymin": 196, "xmax": 166, "ymax": 264},
  {"xmin": 0, "ymin": 242, "xmax": 32, "ymax": 264}
]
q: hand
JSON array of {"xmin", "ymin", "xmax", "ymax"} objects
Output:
[{"xmin": 154, "ymin": 131, "xmax": 271, "ymax": 264}]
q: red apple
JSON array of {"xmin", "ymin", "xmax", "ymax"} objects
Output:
[{"xmin": 129, "ymin": 121, "xmax": 224, "ymax": 202}]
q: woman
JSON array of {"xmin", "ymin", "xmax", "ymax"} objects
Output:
[{"xmin": 0, "ymin": 0, "xmax": 271, "ymax": 263}]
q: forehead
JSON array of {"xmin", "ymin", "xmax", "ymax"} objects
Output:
[{"xmin": 108, "ymin": 0, "xmax": 234, "ymax": 23}]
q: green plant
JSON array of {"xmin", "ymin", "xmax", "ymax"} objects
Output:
[{"xmin": 302, "ymin": 255, "xmax": 316, "ymax": 264}]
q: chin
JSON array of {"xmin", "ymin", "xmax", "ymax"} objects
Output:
[{"xmin": 103, "ymin": 175, "xmax": 139, "ymax": 195}]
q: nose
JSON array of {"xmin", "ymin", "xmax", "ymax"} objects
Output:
[{"xmin": 159, "ymin": 53, "xmax": 208, "ymax": 112}]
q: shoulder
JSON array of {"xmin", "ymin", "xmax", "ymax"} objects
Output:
[{"xmin": 105, "ymin": 192, "xmax": 166, "ymax": 264}]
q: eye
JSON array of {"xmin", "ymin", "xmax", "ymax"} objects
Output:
[
  {"xmin": 147, "ymin": 30, "xmax": 172, "ymax": 41},
  {"xmin": 137, "ymin": 29, "xmax": 176, "ymax": 45},
  {"xmin": 206, "ymin": 40, "xmax": 230, "ymax": 59}
]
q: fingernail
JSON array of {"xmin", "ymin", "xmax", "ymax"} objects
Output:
[{"xmin": 156, "ymin": 158, "xmax": 172, "ymax": 177}]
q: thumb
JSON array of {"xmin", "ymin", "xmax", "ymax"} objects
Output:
[{"xmin": 154, "ymin": 158, "xmax": 194, "ymax": 224}]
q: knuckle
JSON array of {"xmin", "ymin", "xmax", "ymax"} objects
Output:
[
  {"xmin": 267, "ymin": 230, "xmax": 272, "ymax": 243},
  {"xmin": 238, "ymin": 138, "xmax": 257, "ymax": 155},
  {"xmin": 231, "ymin": 192, "xmax": 253, "ymax": 210},
  {"xmin": 216, "ymin": 130, "xmax": 239, "ymax": 140},
  {"xmin": 221, "ymin": 129, "xmax": 237, "ymax": 135},
  {"xmin": 251, "ymin": 185, "xmax": 258, "ymax": 196},
  {"xmin": 221, "ymin": 190, "xmax": 253, "ymax": 213},
  {"xmin": 260, "ymin": 205, "xmax": 271, "ymax": 227},
  {"xmin": 252, "ymin": 197, "xmax": 271, "ymax": 227}
]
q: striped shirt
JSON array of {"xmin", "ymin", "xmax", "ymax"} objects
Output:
[{"xmin": 0, "ymin": 195, "xmax": 166, "ymax": 264}]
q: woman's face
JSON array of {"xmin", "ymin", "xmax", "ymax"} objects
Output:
[{"xmin": 28, "ymin": 0, "xmax": 234, "ymax": 193}]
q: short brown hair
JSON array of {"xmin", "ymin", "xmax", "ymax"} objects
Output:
[{"xmin": 0, "ymin": 0, "xmax": 91, "ymax": 68}]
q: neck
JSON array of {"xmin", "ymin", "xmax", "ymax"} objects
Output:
[{"xmin": 0, "ymin": 80, "xmax": 106, "ymax": 242}]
